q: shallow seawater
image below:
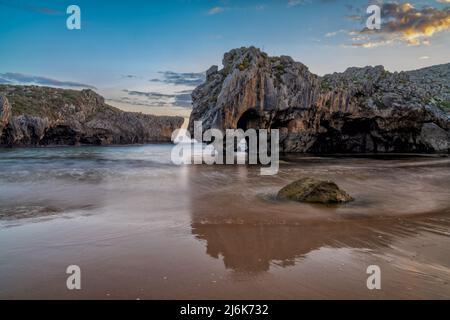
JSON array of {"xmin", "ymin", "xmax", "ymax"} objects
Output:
[{"xmin": 0, "ymin": 145, "xmax": 449, "ymax": 299}]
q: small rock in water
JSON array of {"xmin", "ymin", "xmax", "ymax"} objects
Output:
[{"xmin": 277, "ymin": 177, "xmax": 353, "ymax": 204}]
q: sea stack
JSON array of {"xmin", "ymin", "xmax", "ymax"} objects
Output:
[{"xmin": 189, "ymin": 47, "xmax": 450, "ymax": 153}]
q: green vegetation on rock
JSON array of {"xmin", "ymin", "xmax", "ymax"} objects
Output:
[
  {"xmin": 238, "ymin": 57, "xmax": 250, "ymax": 71},
  {"xmin": 277, "ymin": 177, "xmax": 353, "ymax": 204},
  {"xmin": 320, "ymin": 80, "xmax": 332, "ymax": 91},
  {"xmin": 439, "ymin": 100, "xmax": 450, "ymax": 110},
  {"xmin": 0, "ymin": 85, "xmax": 82, "ymax": 119}
]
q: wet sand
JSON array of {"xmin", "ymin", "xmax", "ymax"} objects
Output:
[{"xmin": 0, "ymin": 145, "xmax": 449, "ymax": 299}]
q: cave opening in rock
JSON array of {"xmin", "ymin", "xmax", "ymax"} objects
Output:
[
  {"xmin": 41, "ymin": 125, "xmax": 79, "ymax": 146},
  {"xmin": 237, "ymin": 108, "xmax": 261, "ymax": 131},
  {"xmin": 236, "ymin": 108, "xmax": 259, "ymax": 152},
  {"xmin": 236, "ymin": 108, "xmax": 263, "ymax": 154}
]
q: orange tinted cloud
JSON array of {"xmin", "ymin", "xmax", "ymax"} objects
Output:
[{"xmin": 352, "ymin": 2, "xmax": 449, "ymax": 47}]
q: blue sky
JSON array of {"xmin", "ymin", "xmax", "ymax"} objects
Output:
[{"xmin": 0, "ymin": 0, "xmax": 449, "ymax": 115}]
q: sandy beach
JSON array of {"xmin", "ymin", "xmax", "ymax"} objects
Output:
[{"xmin": 0, "ymin": 145, "xmax": 449, "ymax": 299}]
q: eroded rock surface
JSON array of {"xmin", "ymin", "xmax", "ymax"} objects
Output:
[
  {"xmin": 0, "ymin": 85, "xmax": 184, "ymax": 147},
  {"xmin": 0, "ymin": 95, "xmax": 11, "ymax": 134},
  {"xmin": 189, "ymin": 47, "xmax": 450, "ymax": 153},
  {"xmin": 277, "ymin": 178, "xmax": 353, "ymax": 204}
]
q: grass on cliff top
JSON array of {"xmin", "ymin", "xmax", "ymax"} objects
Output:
[{"xmin": 0, "ymin": 85, "xmax": 86, "ymax": 118}]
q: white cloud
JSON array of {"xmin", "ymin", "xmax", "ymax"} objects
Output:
[
  {"xmin": 325, "ymin": 29, "xmax": 347, "ymax": 37},
  {"xmin": 287, "ymin": 0, "xmax": 308, "ymax": 8},
  {"xmin": 207, "ymin": 6, "xmax": 225, "ymax": 15}
]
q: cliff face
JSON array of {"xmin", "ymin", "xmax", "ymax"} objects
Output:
[
  {"xmin": 0, "ymin": 85, "xmax": 184, "ymax": 147},
  {"xmin": 0, "ymin": 95, "xmax": 11, "ymax": 134},
  {"xmin": 189, "ymin": 47, "xmax": 450, "ymax": 153}
]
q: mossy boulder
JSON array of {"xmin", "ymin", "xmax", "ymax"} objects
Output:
[{"xmin": 277, "ymin": 177, "xmax": 353, "ymax": 204}]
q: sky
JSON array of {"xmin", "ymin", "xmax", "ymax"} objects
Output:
[{"xmin": 0, "ymin": 0, "xmax": 449, "ymax": 116}]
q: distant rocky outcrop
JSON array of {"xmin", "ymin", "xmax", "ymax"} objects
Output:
[
  {"xmin": 0, "ymin": 85, "xmax": 184, "ymax": 147},
  {"xmin": 189, "ymin": 47, "xmax": 450, "ymax": 153}
]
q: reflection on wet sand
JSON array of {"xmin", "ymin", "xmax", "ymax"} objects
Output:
[
  {"xmin": 192, "ymin": 222, "xmax": 391, "ymax": 273},
  {"xmin": 191, "ymin": 216, "xmax": 449, "ymax": 273}
]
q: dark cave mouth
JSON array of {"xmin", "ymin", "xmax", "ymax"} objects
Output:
[{"xmin": 237, "ymin": 109, "xmax": 263, "ymax": 131}]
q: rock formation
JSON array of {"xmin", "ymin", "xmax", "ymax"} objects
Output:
[
  {"xmin": 189, "ymin": 47, "xmax": 450, "ymax": 153},
  {"xmin": 0, "ymin": 85, "xmax": 184, "ymax": 147},
  {"xmin": 277, "ymin": 178, "xmax": 353, "ymax": 204},
  {"xmin": 0, "ymin": 95, "xmax": 11, "ymax": 134}
]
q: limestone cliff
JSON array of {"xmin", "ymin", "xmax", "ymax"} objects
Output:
[
  {"xmin": 189, "ymin": 47, "xmax": 450, "ymax": 153},
  {"xmin": 0, "ymin": 85, "xmax": 184, "ymax": 147}
]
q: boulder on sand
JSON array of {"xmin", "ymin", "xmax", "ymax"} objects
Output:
[{"xmin": 277, "ymin": 177, "xmax": 353, "ymax": 204}]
